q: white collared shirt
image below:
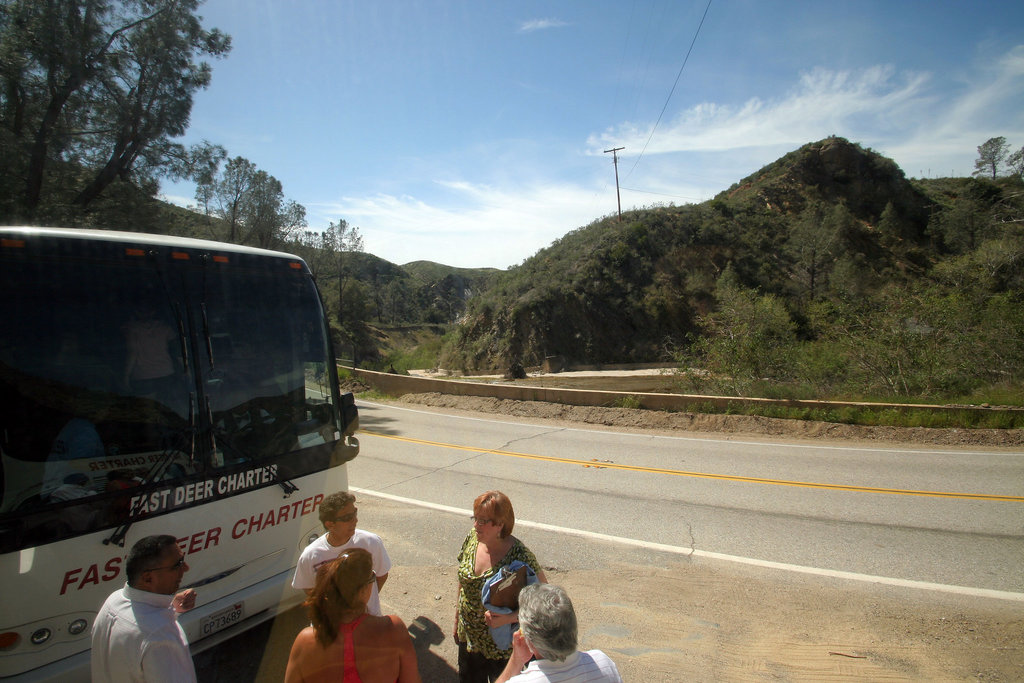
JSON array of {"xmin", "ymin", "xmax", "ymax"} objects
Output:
[
  {"xmin": 91, "ymin": 584, "xmax": 196, "ymax": 683},
  {"xmin": 511, "ymin": 650, "xmax": 623, "ymax": 682}
]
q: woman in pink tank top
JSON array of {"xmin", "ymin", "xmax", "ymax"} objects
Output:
[{"xmin": 285, "ymin": 549, "xmax": 421, "ymax": 683}]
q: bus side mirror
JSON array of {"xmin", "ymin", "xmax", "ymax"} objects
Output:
[{"xmin": 339, "ymin": 391, "xmax": 359, "ymax": 437}]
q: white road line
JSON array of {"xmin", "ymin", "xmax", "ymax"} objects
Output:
[
  {"xmin": 353, "ymin": 486, "xmax": 1024, "ymax": 604},
  {"xmin": 357, "ymin": 400, "xmax": 1024, "ymax": 457}
]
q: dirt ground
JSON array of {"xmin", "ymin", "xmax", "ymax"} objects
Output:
[
  {"xmin": 385, "ymin": 390, "xmax": 1024, "ymax": 449},
  {"xmin": 377, "ymin": 559, "xmax": 1024, "ymax": 683},
  {"xmin": 334, "ymin": 390, "xmax": 1024, "ymax": 682}
]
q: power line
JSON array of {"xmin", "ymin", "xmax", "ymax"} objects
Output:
[
  {"xmin": 625, "ymin": 0, "xmax": 713, "ymax": 180},
  {"xmin": 620, "ymin": 186, "xmax": 705, "ymax": 202}
]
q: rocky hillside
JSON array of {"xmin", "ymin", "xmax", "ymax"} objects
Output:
[{"xmin": 723, "ymin": 137, "xmax": 931, "ymax": 236}]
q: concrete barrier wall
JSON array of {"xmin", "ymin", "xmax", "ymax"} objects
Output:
[{"xmin": 346, "ymin": 367, "xmax": 1023, "ymax": 417}]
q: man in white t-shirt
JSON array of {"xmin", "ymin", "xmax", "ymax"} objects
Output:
[
  {"xmin": 496, "ymin": 583, "xmax": 622, "ymax": 683},
  {"xmin": 291, "ymin": 491, "xmax": 391, "ymax": 615}
]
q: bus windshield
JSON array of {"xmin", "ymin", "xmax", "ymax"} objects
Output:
[{"xmin": 0, "ymin": 232, "xmax": 351, "ymax": 554}]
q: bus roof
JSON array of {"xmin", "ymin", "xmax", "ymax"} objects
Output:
[{"xmin": 0, "ymin": 226, "xmax": 305, "ymax": 262}]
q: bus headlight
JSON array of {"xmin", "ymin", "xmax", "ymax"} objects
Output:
[
  {"xmin": 30, "ymin": 628, "xmax": 51, "ymax": 645},
  {"xmin": 67, "ymin": 619, "xmax": 89, "ymax": 636}
]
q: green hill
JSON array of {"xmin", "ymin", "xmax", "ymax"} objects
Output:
[{"xmin": 436, "ymin": 137, "xmax": 1023, "ymax": 402}]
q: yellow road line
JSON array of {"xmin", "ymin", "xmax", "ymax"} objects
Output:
[{"xmin": 360, "ymin": 429, "xmax": 1024, "ymax": 502}]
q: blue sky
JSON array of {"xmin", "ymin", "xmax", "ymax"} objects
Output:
[{"xmin": 162, "ymin": 0, "xmax": 1024, "ymax": 269}]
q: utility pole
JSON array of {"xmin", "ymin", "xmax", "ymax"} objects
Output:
[{"xmin": 604, "ymin": 146, "xmax": 624, "ymax": 221}]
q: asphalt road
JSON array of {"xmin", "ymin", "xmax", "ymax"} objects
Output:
[{"xmin": 352, "ymin": 400, "xmax": 1024, "ymax": 594}]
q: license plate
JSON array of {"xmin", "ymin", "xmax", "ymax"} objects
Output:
[{"xmin": 200, "ymin": 602, "xmax": 244, "ymax": 637}]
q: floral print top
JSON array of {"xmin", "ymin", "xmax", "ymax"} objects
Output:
[{"xmin": 456, "ymin": 529, "xmax": 541, "ymax": 660}]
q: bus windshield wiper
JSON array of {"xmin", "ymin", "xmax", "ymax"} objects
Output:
[
  {"xmin": 104, "ymin": 393, "xmax": 198, "ymax": 546},
  {"xmin": 209, "ymin": 420, "xmax": 300, "ymax": 497},
  {"xmin": 201, "ymin": 302, "xmax": 214, "ymax": 371}
]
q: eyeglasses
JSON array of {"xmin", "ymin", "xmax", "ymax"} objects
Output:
[
  {"xmin": 147, "ymin": 555, "xmax": 186, "ymax": 572},
  {"xmin": 472, "ymin": 517, "xmax": 495, "ymax": 526},
  {"xmin": 333, "ymin": 508, "xmax": 358, "ymax": 523}
]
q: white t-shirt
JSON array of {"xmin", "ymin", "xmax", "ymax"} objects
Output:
[
  {"xmin": 291, "ymin": 528, "xmax": 392, "ymax": 616},
  {"xmin": 91, "ymin": 584, "xmax": 196, "ymax": 683},
  {"xmin": 510, "ymin": 650, "xmax": 623, "ymax": 682}
]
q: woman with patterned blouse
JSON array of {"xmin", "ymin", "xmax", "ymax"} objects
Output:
[{"xmin": 454, "ymin": 491, "xmax": 547, "ymax": 683}]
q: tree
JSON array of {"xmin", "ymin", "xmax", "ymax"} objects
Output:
[
  {"xmin": 877, "ymin": 201, "xmax": 908, "ymax": 246},
  {"xmin": 686, "ymin": 272, "xmax": 797, "ymax": 394},
  {"xmin": 290, "ymin": 229, "xmax": 337, "ymax": 284},
  {"xmin": 202, "ymin": 155, "xmax": 254, "ymax": 242},
  {"xmin": 308, "ymin": 220, "xmax": 367, "ymax": 363},
  {"xmin": 973, "ymin": 136, "xmax": 1009, "ymax": 179},
  {"xmin": 322, "ymin": 219, "xmax": 364, "ymax": 328},
  {"xmin": 241, "ymin": 171, "xmax": 306, "ymax": 248},
  {"xmin": 785, "ymin": 200, "xmax": 836, "ymax": 302},
  {"xmin": 0, "ymin": 0, "xmax": 230, "ymax": 218},
  {"xmin": 825, "ymin": 202, "xmax": 884, "ymax": 298},
  {"xmin": 180, "ymin": 140, "xmax": 226, "ymax": 228},
  {"xmin": 1007, "ymin": 146, "xmax": 1024, "ymax": 179},
  {"xmin": 931, "ymin": 177, "xmax": 1000, "ymax": 254},
  {"xmin": 380, "ymin": 278, "xmax": 415, "ymax": 323},
  {"xmin": 195, "ymin": 155, "xmax": 306, "ymax": 248},
  {"xmin": 821, "ymin": 282, "xmax": 1012, "ymax": 397}
]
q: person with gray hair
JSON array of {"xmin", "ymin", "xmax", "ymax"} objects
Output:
[{"xmin": 496, "ymin": 583, "xmax": 622, "ymax": 682}]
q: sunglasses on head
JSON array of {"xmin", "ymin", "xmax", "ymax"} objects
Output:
[{"xmin": 337, "ymin": 552, "xmax": 376, "ymax": 585}]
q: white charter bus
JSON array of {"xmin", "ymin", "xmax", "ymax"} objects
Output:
[{"xmin": 0, "ymin": 227, "xmax": 359, "ymax": 681}]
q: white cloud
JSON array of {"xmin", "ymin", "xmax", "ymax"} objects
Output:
[
  {"xmin": 158, "ymin": 192, "xmax": 194, "ymax": 208},
  {"xmin": 589, "ymin": 47, "xmax": 1024, "ymax": 184},
  {"xmin": 588, "ymin": 65, "xmax": 933, "ymax": 155},
  {"xmin": 315, "ymin": 181, "xmax": 604, "ymax": 269},
  {"xmin": 893, "ymin": 45, "xmax": 1024, "ymax": 168},
  {"xmin": 519, "ymin": 18, "xmax": 568, "ymax": 33}
]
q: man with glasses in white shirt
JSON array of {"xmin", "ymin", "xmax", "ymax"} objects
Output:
[
  {"xmin": 91, "ymin": 534, "xmax": 198, "ymax": 683},
  {"xmin": 291, "ymin": 491, "xmax": 392, "ymax": 615}
]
